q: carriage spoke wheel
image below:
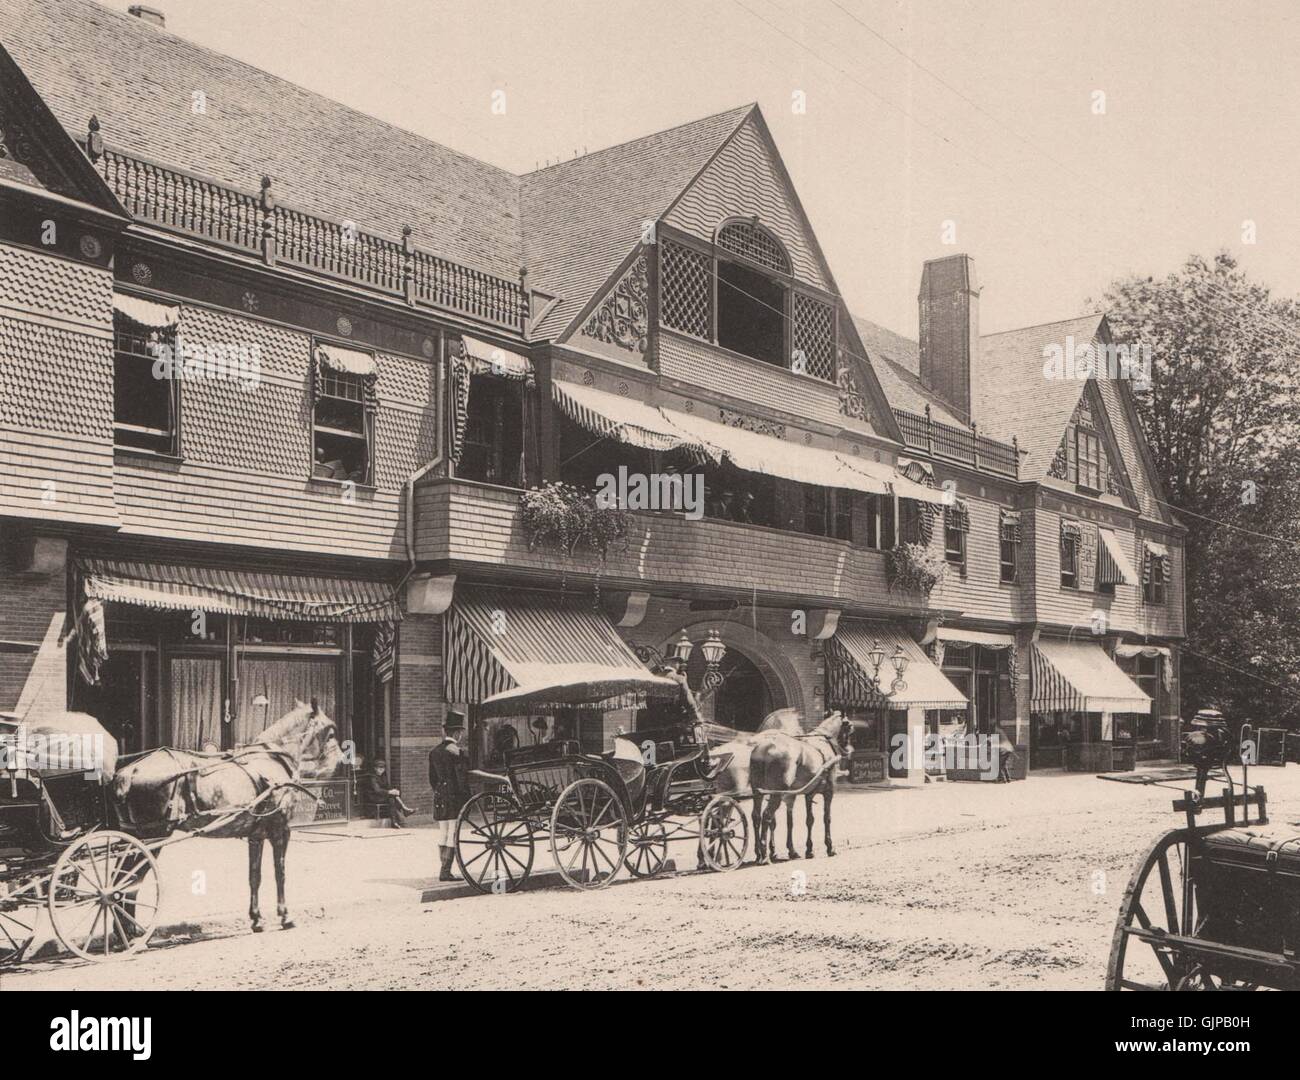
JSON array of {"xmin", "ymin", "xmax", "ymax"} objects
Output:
[
  {"xmin": 626, "ymin": 820, "xmax": 669, "ymax": 878},
  {"xmin": 1105, "ymin": 829, "xmax": 1226, "ymax": 991},
  {"xmin": 48, "ymin": 831, "xmax": 160, "ymax": 962},
  {"xmin": 550, "ymin": 778, "xmax": 627, "ymax": 890},
  {"xmin": 700, "ymin": 795, "xmax": 748, "ymax": 872},
  {"xmin": 0, "ymin": 875, "xmax": 45, "ymax": 964},
  {"xmin": 455, "ymin": 793, "xmax": 535, "ymax": 895}
]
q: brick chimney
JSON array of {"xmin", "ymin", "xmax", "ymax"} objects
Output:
[
  {"xmin": 918, "ymin": 254, "xmax": 980, "ymax": 425},
  {"xmin": 128, "ymin": 5, "xmax": 166, "ymax": 27}
]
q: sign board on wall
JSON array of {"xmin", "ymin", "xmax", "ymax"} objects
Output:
[
  {"xmin": 290, "ymin": 778, "xmax": 350, "ymax": 826},
  {"xmin": 849, "ymin": 752, "xmax": 887, "ymax": 784}
]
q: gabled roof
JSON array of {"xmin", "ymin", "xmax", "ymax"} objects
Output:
[
  {"xmin": 0, "ymin": 0, "xmax": 525, "ymax": 281},
  {"xmin": 521, "ymin": 105, "xmax": 753, "ymax": 338},
  {"xmin": 975, "ymin": 314, "xmax": 1106, "ymax": 479},
  {"xmin": 0, "ymin": 41, "xmax": 127, "ymax": 219},
  {"xmin": 853, "ymin": 311, "xmax": 1116, "ymax": 481}
]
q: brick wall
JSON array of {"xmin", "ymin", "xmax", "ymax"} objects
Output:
[
  {"xmin": 391, "ymin": 613, "xmax": 444, "ymax": 813},
  {"xmin": 0, "ymin": 531, "xmax": 70, "ymax": 718}
]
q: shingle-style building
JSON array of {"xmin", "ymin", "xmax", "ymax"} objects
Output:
[{"xmin": 0, "ymin": 0, "xmax": 1184, "ymax": 815}]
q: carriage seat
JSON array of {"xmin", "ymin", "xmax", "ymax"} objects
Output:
[{"xmin": 606, "ymin": 738, "xmax": 648, "ymax": 815}]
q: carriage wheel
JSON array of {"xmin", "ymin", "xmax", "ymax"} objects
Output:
[
  {"xmin": 455, "ymin": 792, "xmax": 535, "ymax": 894},
  {"xmin": 0, "ymin": 874, "xmax": 46, "ymax": 964},
  {"xmin": 700, "ymin": 795, "xmax": 748, "ymax": 872},
  {"xmin": 550, "ymin": 778, "xmax": 627, "ymax": 890},
  {"xmin": 626, "ymin": 820, "xmax": 669, "ymax": 878},
  {"xmin": 48, "ymin": 831, "xmax": 160, "ymax": 961},
  {"xmin": 1107, "ymin": 828, "xmax": 1202, "ymax": 991}
]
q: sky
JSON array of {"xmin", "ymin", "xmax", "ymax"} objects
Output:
[{"xmin": 96, "ymin": 0, "xmax": 1300, "ymax": 337}]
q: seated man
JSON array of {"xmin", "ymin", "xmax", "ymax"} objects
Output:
[{"xmin": 357, "ymin": 758, "xmax": 413, "ymax": 827}]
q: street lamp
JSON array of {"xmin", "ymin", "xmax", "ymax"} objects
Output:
[
  {"xmin": 863, "ymin": 639, "xmax": 910, "ymax": 697},
  {"xmin": 632, "ymin": 630, "xmax": 729, "ymax": 698}
]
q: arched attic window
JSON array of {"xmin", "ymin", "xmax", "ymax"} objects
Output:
[{"xmin": 715, "ymin": 219, "xmax": 789, "ymax": 368}]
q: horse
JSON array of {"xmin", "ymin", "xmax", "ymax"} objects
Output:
[
  {"xmin": 749, "ymin": 711, "xmax": 852, "ymax": 864},
  {"xmin": 112, "ymin": 700, "xmax": 343, "ymax": 933},
  {"xmin": 709, "ymin": 708, "xmax": 818, "ymax": 863}
]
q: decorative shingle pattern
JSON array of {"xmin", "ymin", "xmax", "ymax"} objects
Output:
[
  {"xmin": 0, "ymin": 315, "xmax": 113, "ymax": 437},
  {"xmin": 0, "ymin": 244, "xmax": 113, "ymax": 327}
]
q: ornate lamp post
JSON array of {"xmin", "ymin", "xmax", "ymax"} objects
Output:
[
  {"xmin": 862, "ymin": 640, "xmax": 909, "ymax": 698},
  {"xmin": 633, "ymin": 630, "xmax": 729, "ymax": 698}
]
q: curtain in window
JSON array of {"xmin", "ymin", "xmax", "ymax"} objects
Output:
[
  {"xmin": 169, "ymin": 656, "xmax": 223, "ymax": 751},
  {"xmin": 234, "ymin": 657, "xmax": 338, "ymax": 746}
]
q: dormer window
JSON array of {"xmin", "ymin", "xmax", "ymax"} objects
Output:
[{"xmin": 660, "ymin": 222, "xmax": 835, "ymax": 382}]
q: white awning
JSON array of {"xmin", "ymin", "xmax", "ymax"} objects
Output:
[
  {"xmin": 1031, "ymin": 639, "xmax": 1151, "ymax": 714},
  {"xmin": 1145, "ymin": 541, "xmax": 1169, "ymax": 558},
  {"xmin": 833, "ymin": 454, "xmax": 893, "ymax": 496},
  {"xmin": 113, "ymin": 293, "xmax": 179, "ymax": 330},
  {"xmin": 316, "ymin": 343, "xmax": 377, "ymax": 377},
  {"xmin": 1097, "ymin": 528, "xmax": 1138, "ymax": 585},
  {"xmin": 459, "ymin": 334, "xmax": 532, "ymax": 379},
  {"xmin": 660, "ymin": 409, "xmax": 893, "ymax": 496},
  {"xmin": 552, "ymin": 380, "xmax": 710, "ymax": 455},
  {"xmin": 935, "ymin": 628, "xmax": 1016, "ymax": 648},
  {"xmin": 827, "ymin": 623, "xmax": 969, "ymax": 711},
  {"xmin": 891, "ymin": 471, "xmax": 950, "ymax": 506}
]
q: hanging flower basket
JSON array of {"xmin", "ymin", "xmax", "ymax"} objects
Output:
[
  {"xmin": 519, "ymin": 481, "xmax": 631, "ymax": 558},
  {"xmin": 887, "ymin": 542, "xmax": 947, "ymax": 597}
]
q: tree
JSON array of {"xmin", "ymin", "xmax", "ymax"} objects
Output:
[{"xmin": 1099, "ymin": 253, "xmax": 1300, "ymax": 727}]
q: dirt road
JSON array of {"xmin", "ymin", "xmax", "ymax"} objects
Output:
[{"xmin": 6, "ymin": 768, "xmax": 1298, "ymax": 990}]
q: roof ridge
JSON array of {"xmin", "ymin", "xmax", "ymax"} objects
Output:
[
  {"xmin": 522, "ymin": 103, "xmax": 755, "ymax": 176},
  {"xmin": 980, "ymin": 312, "xmax": 1105, "ymax": 339},
  {"xmin": 64, "ymin": 0, "xmax": 520, "ymax": 182}
]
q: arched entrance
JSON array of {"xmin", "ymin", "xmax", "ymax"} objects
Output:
[{"xmin": 670, "ymin": 622, "xmax": 796, "ymax": 734}]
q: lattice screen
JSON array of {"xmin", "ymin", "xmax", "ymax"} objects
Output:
[
  {"xmin": 661, "ymin": 240, "xmax": 711, "ymax": 339},
  {"xmin": 792, "ymin": 292, "xmax": 835, "ymax": 381},
  {"xmin": 717, "ymin": 220, "xmax": 790, "ymax": 274}
]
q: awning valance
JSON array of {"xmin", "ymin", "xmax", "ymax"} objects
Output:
[
  {"xmin": 1142, "ymin": 541, "xmax": 1173, "ymax": 585},
  {"xmin": 661, "ymin": 409, "xmax": 893, "ymax": 496},
  {"xmin": 316, "ymin": 343, "xmax": 377, "ymax": 377},
  {"xmin": 113, "ymin": 293, "xmax": 179, "ymax": 330},
  {"xmin": 552, "ymin": 380, "xmax": 709, "ymax": 455},
  {"xmin": 1097, "ymin": 528, "xmax": 1137, "ymax": 585},
  {"xmin": 444, "ymin": 585, "xmax": 677, "ymax": 716},
  {"xmin": 1114, "ymin": 643, "xmax": 1171, "ymax": 660},
  {"xmin": 827, "ymin": 623, "xmax": 969, "ymax": 711},
  {"xmin": 1030, "ymin": 639, "xmax": 1151, "ymax": 714},
  {"xmin": 935, "ymin": 628, "xmax": 1016, "ymax": 648},
  {"xmin": 78, "ymin": 559, "xmax": 401, "ymax": 623},
  {"xmin": 456, "ymin": 334, "xmax": 532, "ymax": 379}
]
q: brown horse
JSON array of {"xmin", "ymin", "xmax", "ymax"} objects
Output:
[
  {"xmin": 112, "ymin": 700, "xmax": 342, "ymax": 932},
  {"xmin": 749, "ymin": 711, "xmax": 851, "ymax": 864}
]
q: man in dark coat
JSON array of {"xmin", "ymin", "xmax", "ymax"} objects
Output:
[
  {"xmin": 429, "ymin": 714, "xmax": 471, "ymax": 881},
  {"xmin": 358, "ymin": 758, "xmax": 413, "ymax": 826}
]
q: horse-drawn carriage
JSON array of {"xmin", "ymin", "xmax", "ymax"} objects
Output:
[
  {"xmin": 0, "ymin": 710, "xmax": 163, "ymax": 962},
  {"xmin": 455, "ymin": 717, "xmax": 749, "ymax": 891},
  {"xmin": 1, "ymin": 701, "xmax": 339, "ymax": 964},
  {"xmin": 1107, "ymin": 712, "xmax": 1299, "ymax": 990}
]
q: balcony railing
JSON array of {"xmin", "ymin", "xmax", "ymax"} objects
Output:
[
  {"xmin": 893, "ymin": 407, "xmax": 1021, "ymax": 478},
  {"xmin": 98, "ymin": 147, "xmax": 529, "ymax": 333}
]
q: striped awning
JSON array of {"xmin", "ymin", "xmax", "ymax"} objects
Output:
[
  {"xmin": 1097, "ymin": 528, "xmax": 1138, "ymax": 585},
  {"xmin": 78, "ymin": 559, "xmax": 400, "ymax": 623},
  {"xmin": 827, "ymin": 623, "xmax": 969, "ymax": 711},
  {"xmin": 444, "ymin": 586, "xmax": 677, "ymax": 717},
  {"xmin": 552, "ymin": 379, "xmax": 710, "ymax": 455},
  {"xmin": 457, "ymin": 334, "xmax": 532, "ymax": 379},
  {"xmin": 1142, "ymin": 541, "xmax": 1173, "ymax": 584},
  {"xmin": 1030, "ymin": 639, "xmax": 1151, "ymax": 714}
]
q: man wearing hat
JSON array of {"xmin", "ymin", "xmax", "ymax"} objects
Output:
[{"xmin": 428, "ymin": 713, "xmax": 471, "ymax": 881}]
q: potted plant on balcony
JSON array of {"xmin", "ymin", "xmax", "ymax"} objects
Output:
[
  {"xmin": 519, "ymin": 481, "xmax": 631, "ymax": 558},
  {"xmin": 887, "ymin": 542, "xmax": 947, "ymax": 597}
]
